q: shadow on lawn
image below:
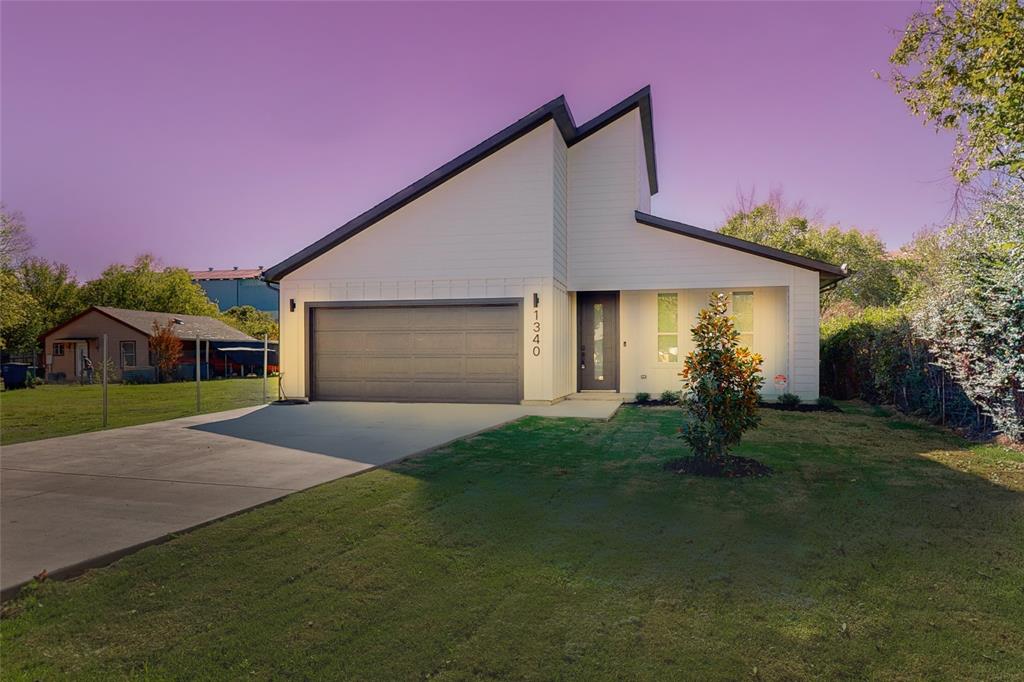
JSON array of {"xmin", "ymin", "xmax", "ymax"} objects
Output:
[{"xmin": 363, "ymin": 408, "xmax": 1024, "ymax": 674}]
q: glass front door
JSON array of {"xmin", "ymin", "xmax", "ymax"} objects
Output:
[{"xmin": 577, "ymin": 292, "xmax": 619, "ymax": 391}]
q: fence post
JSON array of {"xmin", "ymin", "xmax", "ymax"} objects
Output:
[
  {"xmin": 262, "ymin": 334, "xmax": 268, "ymax": 404},
  {"xmin": 195, "ymin": 334, "xmax": 201, "ymax": 413},
  {"xmin": 102, "ymin": 333, "xmax": 108, "ymax": 427}
]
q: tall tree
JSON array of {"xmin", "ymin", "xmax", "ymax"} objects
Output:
[
  {"xmin": 888, "ymin": 0, "xmax": 1024, "ymax": 183},
  {"xmin": 720, "ymin": 196, "xmax": 901, "ymax": 308},
  {"xmin": 0, "ymin": 206, "xmax": 37, "ymax": 350},
  {"xmin": 220, "ymin": 305, "xmax": 279, "ymax": 340},
  {"xmin": 0, "ymin": 205, "xmax": 33, "ymax": 268},
  {"xmin": 80, "ymin": 254, "xmax": 219, "ymax": 316},
  {"xmin": 913, "ymin": 187, "xmax": 1024, "ymax": 441},
  {"xmin": 2, "ymin": 259, "xmax": 82, "ymax": 353}
]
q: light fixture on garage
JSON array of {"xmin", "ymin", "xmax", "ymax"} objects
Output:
[
  {"xmin": 290, "ymin": 298, "xmax": 296, "ymax": 312},
  {"xmin": 533, "ymin": 293, "xmax": 539, "ymax": 308}
]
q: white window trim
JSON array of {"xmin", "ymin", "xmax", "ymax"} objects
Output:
[
  {"xmin": 120, "ymin": 340, "xmax": 137, "ymax": 368},
  {"xmin": 657, "ymin": 292, "xmax": 679, "ymax": 363},
  {"xmin": 732, "ymin": 291, "xmax": 754, "ymax": 349}
]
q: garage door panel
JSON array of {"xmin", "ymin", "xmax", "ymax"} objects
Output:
[
  {"xmin": 413, "ymin": 332, "xmax": 466, "ymax": 353},
  {"xmin": 315, "ymin": 355, "xmax": 413, "ymax": 379},
  {"xmin": 466, "ymin": 331, "xmax": 518, "ymax": 353},
  {"xmin": 312, "ymin": 303, "xmax": 521, "ymax": 403},
  {"xmin": 364, "ymin": 332, "xmax": 414, "ymax": 352},
  {"xmin": 314, "ymin": 331, "xmax": 367, "ymax": 352},
  {"xmin": 410, "ymin": 356, "xmax": 463, "ymax": 378},
  {"xmin": 465, "ymin": 356, "xmax": 518, "ymax": 379},
  {"xmin": 461, "ymin": 306, "xmax": 518, "ymax": 328}
]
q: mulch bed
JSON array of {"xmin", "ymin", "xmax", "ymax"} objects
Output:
[{"xmin": 664, "ymin": 455, "xmax": 773, "ymax": 478}]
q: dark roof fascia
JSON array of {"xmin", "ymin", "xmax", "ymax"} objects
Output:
[
  {"xmin": 263, "ymin": 87, "xmax": 657, "ymax": 282},
  {"xmin": 567, "ymin": 86, "xmax": 657, "ymax": 194},
  {"xmin": 37, "ymin": 306, "xmax": 142, "ymax": 343},
  {"xmin": 634, "ymin": 211, "xmax": 848, "ymax": 287}
]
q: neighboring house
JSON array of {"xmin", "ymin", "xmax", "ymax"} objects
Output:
[
  {"xmin": 40, "ymin": 306, "xmax": 276, "ymax": 382},
  {"xmin": 263, "ymin": 86, "xmax": 846, "ymax": 405},
  {"xmin": 191, "ymin": 267, "xmax": 280, "ymax": 320}
]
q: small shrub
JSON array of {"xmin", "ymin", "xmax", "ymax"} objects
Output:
[
  {"xmin": 816, "ymin": 396, "xmax": 837, "ymax": 409},
  {"xmin": 634, "ymin": 391, "xmax": 650, "ymax": 404},
  {"xmin": 777, "ymin": 393, "xmax": 802, "ymax": 410},
  {"xmin": 660, "ymin": 390, "xmax": 681, "ymax": 405}
]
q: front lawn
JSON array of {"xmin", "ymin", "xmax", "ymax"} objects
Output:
[
  {"xmin": 0, "ymin": 377, "xmax": 278, "ymax": 445},
  {"xmin": 3, "ymin": 406, "xmax": 1022, "ymax": 679}
]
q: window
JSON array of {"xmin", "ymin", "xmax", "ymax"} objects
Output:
[
  {"xmin": 657, "ymin": 293, "xmax": 678, "ymax": 362},
  {"xmin": 732, "ymin": 292, "xmax": 754, "ymax": 350},
  {"xmin": 53, "ymin": 343, "xmax": 65, "ymax": 356},
  {"xmin": 120, "ymin": 341, "xmax": 137, "ymax": 368},
  {"xmin": 592, "ymin": 303, "xmax": 604, "ymax": 380}
]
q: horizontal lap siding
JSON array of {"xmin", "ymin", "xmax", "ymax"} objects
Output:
[
  {"xmin": 619, "ymin": 288, "xmax": 789, "ymax": 397},
  {"xmin": 567, "ymin": 110, "xmax": 800, "ymax": 292},
  {"xmin": 279, "ymin": 122, "xmax": 559, "ymax": 400}
]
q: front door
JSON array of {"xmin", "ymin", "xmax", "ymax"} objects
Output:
[{"xmin": 577, "ymin": 292, "xmax": 619, "ymax": 391}]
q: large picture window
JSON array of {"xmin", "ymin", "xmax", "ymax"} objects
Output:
[
  {"xmin": 732, "ymin": 292, "xmax": 754, "ymax": 350},
  {"xmin": 657, "ymin": 293, "xmax": 678, "ymax": 362},
  {"xmin": 120, "ymin": 340, "xmax": 137, "ymax": 368}
]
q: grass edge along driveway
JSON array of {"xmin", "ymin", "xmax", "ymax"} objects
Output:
[
  {"xmin": 0, "ymin": 377, "xmax": 279, "ymax": 445},
  {"xmin": 3, "ymin": 404, "xmax": 1023, "ymax": 680}
]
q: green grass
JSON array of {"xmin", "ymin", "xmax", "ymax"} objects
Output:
[
  {"xmin": 3, "ymin": 406, "xmax": 1023, "ymax": 680},
  {"xmin": 0, "ymin": 378, "xmax": 278, "ymax": 445}
]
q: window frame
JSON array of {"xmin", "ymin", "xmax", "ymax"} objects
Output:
[
  {"xmin": 53, "ymin": 342, "xmax": 65, "ymax": 357},
  {"xmin": 656, "ymin": 292, "xmax": 679, "ymax": 363},
  {"xmin": 120, "ymin": 340, "xmax": 137, "ymax": 368},
  {"xmin": 732, "ymin": 291, "xmax": 754, "ymax": 350}
]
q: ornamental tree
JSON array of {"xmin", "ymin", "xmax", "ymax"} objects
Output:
[
  {"xmin": 679, "ymin": 293, "xmax": 765, "ymax": 462},
  {"xmin": 150, "ymin": 320, "xmax": 183, "ymax": 382}
]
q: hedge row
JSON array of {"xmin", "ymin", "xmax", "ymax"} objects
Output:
[{"xmin": 820, "ymin": 307, "xmax": 991, "ymax": 437}]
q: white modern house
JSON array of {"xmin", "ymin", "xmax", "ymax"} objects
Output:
[{"xmin": 263, "ymin": 87, "xmax": 845, "ymax": 404}]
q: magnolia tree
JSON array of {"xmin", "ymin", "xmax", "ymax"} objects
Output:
[
  {"xmin": 913, "ymin": 188, "xmax": 1024, "ymax": 441},
  {"xmin": 679, "ymin": 293, "xmax": 765, "ymax": 462}
]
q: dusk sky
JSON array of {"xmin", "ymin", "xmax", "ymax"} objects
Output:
[{"xmin": 2, "ymin": 1, "xmax": 955, "ymax": 280}]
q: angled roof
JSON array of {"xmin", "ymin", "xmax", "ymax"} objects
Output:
[
  {"xmin": 263, "ymin": 87, "xmax": 657, "ymax": 282},
  {"xmin": 191, "ymin": 268, "xmax": 264, "ymax": 281},
  {"xmin": 41, "ymin": 306, "xmax": 255, "ymax": 342},
  {"xmin": 635, "ymin": 212, "xmax": 848, "ymax": 287}
]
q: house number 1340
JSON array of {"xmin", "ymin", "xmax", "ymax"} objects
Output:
[{"xmin": 531, "ymin": 308, "xmax": 541, "ymax": 357}]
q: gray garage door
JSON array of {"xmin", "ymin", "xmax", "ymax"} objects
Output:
[{"xmin": 311, "ymin": 303, "xmax": 522, "ymax": 403}]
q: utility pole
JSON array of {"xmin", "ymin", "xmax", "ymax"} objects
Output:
[{"xmin": 102, "ymin": 334, "xmax": 108, "ymax": 427}]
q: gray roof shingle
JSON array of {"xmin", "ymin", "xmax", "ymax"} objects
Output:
[{"xmin": 95, "ymin": 307, "xmax": 255, "ymax": 341}]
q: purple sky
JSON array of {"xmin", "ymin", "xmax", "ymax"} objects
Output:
[{"xmin": 2, "ymin": 1, "xmax": 954, "ymax": 280}]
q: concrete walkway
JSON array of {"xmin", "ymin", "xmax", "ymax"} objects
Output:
[{"xmin": 1, "ymin": 399, "xmax": 619, "ymax": 596}]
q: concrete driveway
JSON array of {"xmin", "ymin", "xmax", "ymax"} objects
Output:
[{"xmin": 1, "ymin": 399, "xmax": 618, "ymax": 596}]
